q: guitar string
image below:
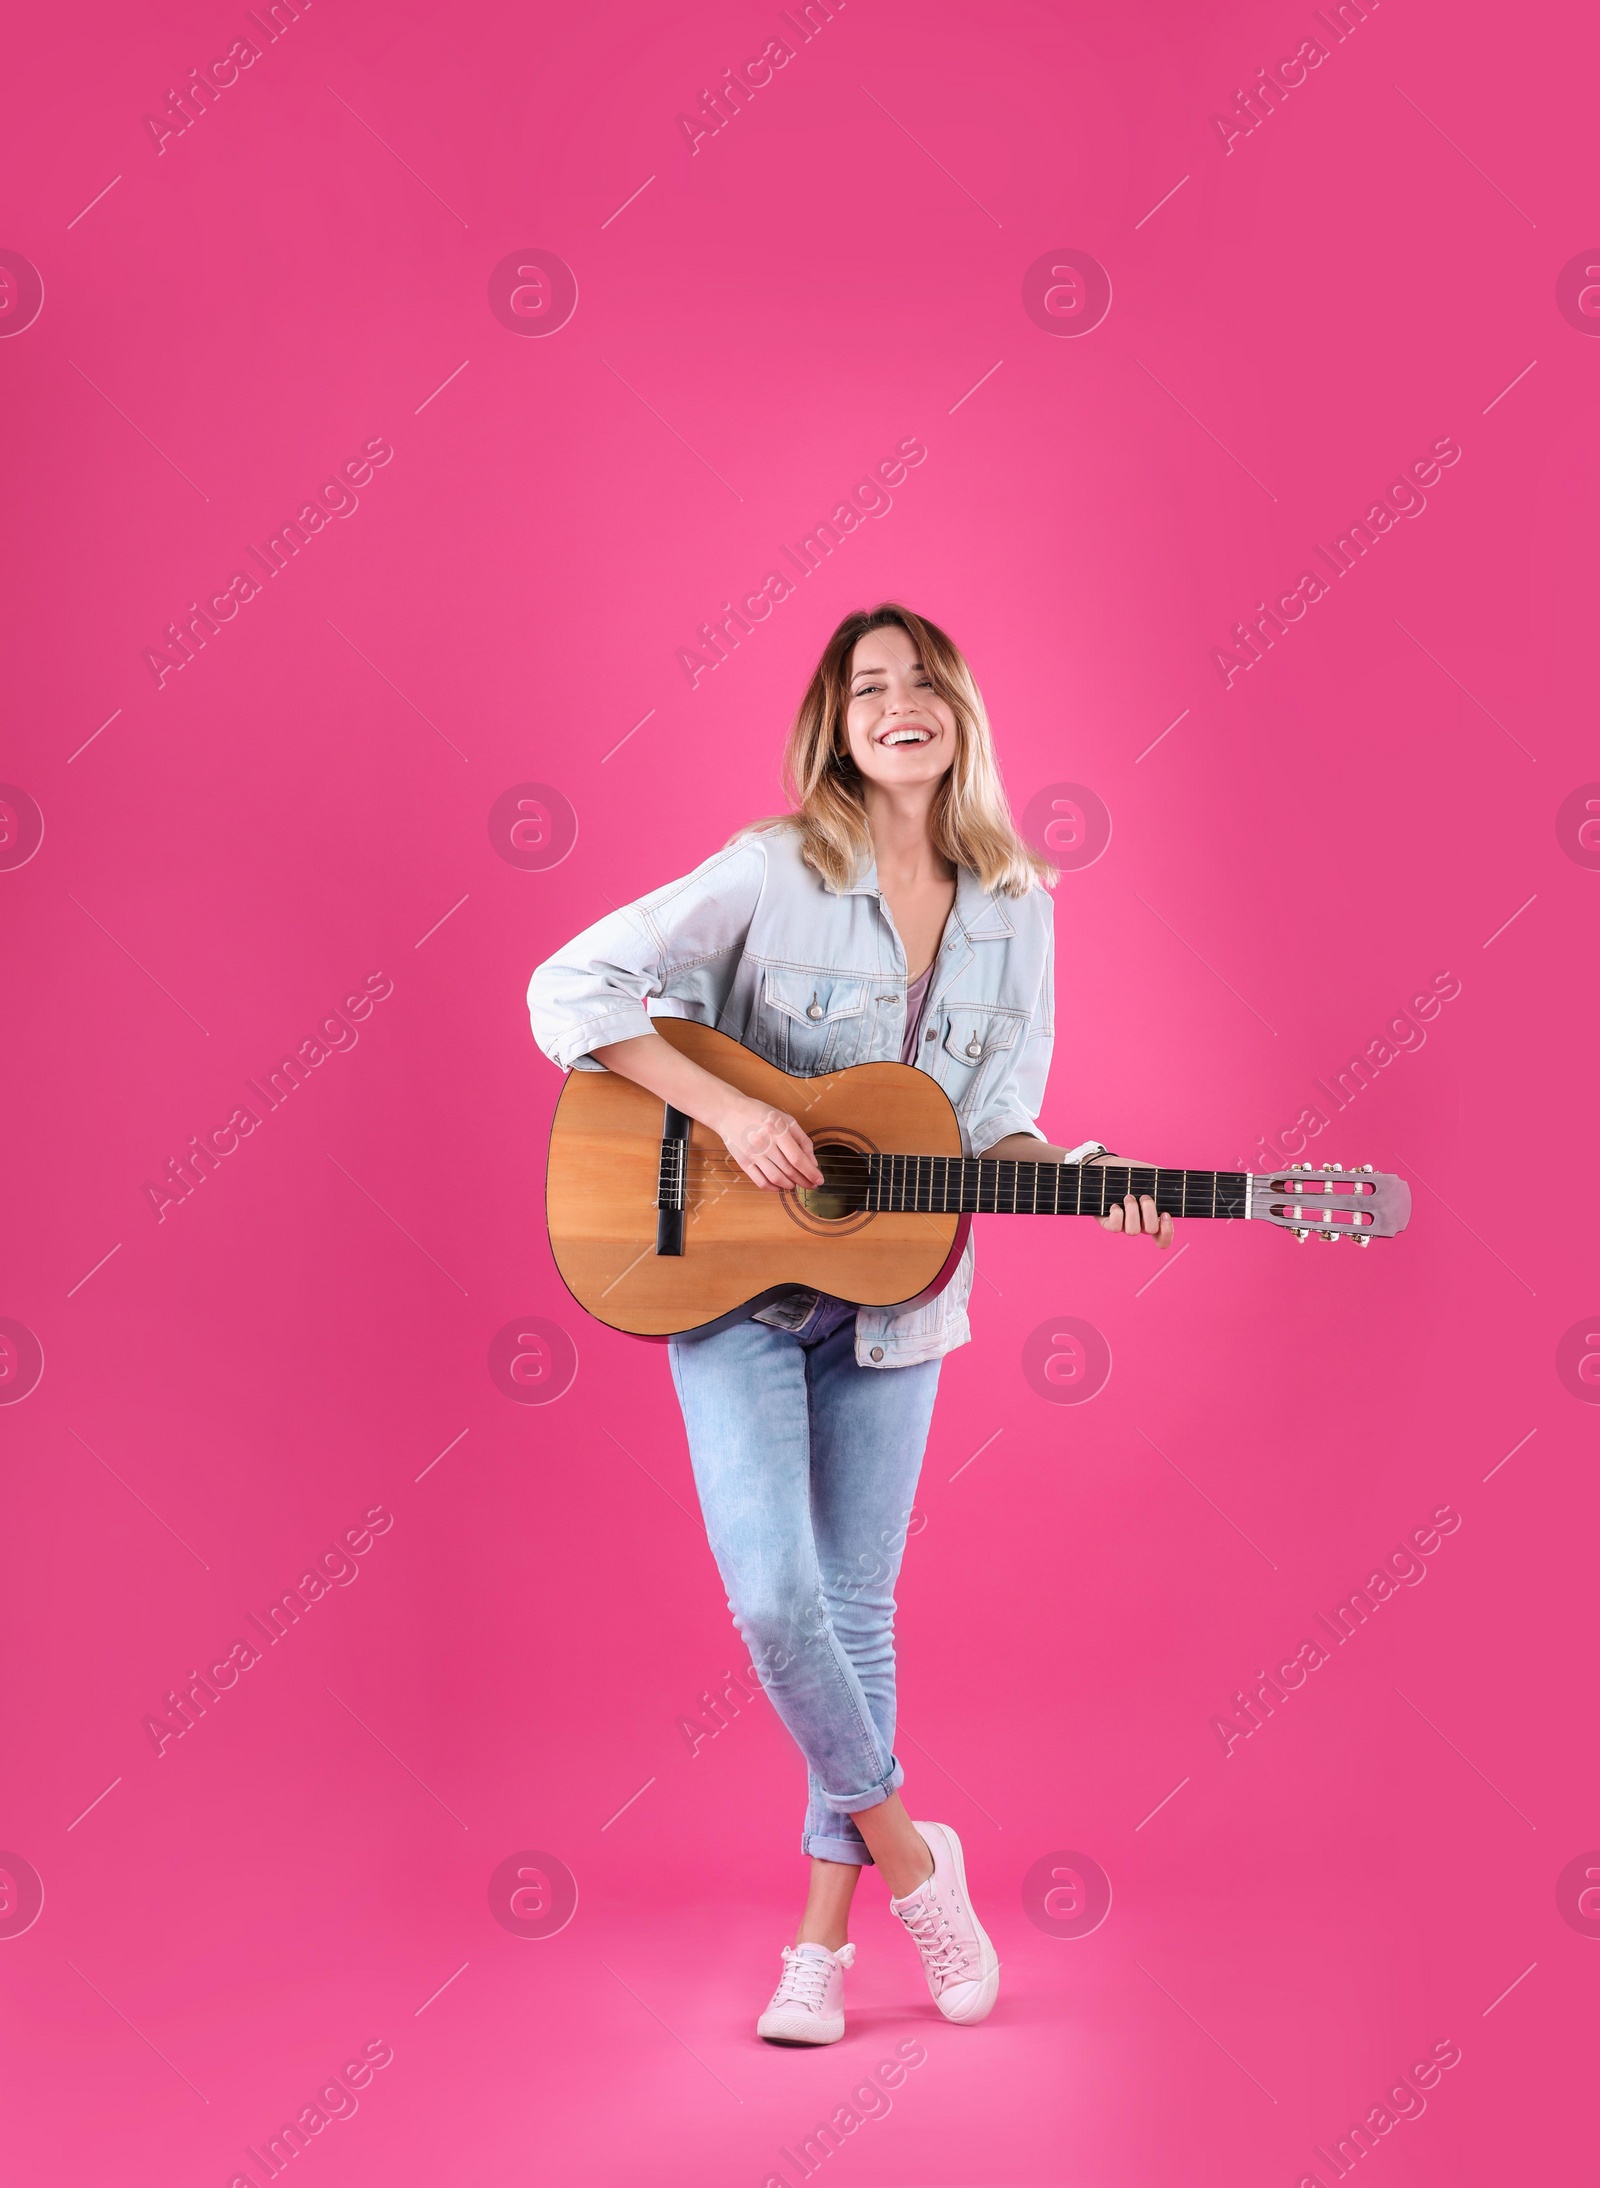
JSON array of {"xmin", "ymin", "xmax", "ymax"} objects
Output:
[
  {"xmin": 674, "ymin": 1158, "xmax": 1344, "ymax": 1179},
  {"xmin": 664, "ymin": 1193, "xmax": 1361, "ymax": 1220},
  {"xmin": 648, "ymin": 1157, "xmax": 1344, "ymax": 1213},
  {"xmin": 653, "ymin": 1188, "xmax": 1350, "ymax": 1221},
  {"xmin": 660, "ymin": 1154, "xmax": 1363, "ymax": 1190},
  {"xmin": 648, "ymin": 1174, "xmax": 1356, "ymax": 1219},
  {"xmin": 668, "ymin": 1160, "xmax": 1323, "ymax": 1189}
]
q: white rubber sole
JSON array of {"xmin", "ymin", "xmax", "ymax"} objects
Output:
[
  {"xmin": 918, "ymin": 1820, "xmax": 1001, "ymax": 2024},
  {"xmin": 757, "ymin": 2006, "xmax": 845, "ymax": 2045}
]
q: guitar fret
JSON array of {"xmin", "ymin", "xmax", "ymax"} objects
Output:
[{"xmin": 867, "ymin": 1156, "xmax": 1251, "ymax": 1220}]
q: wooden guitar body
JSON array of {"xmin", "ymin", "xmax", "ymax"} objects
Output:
[{"xmin": 545, "ymin": 1020, "xmax": 967, "ymax": 1337}]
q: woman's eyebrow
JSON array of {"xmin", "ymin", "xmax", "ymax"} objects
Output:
[{"xmin": 850, "ymin": 659, "xmax": 922, "ymax": 680}]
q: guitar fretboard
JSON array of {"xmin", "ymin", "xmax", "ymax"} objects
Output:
[{"xmin": 866, "ymin": 1157, "xmax": 1248, "ymax": 1219}]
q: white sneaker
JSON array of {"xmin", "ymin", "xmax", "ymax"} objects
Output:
[
  {"xmin": 889, "ymin": 1821, "xmax": 1000, "ymax": 2024},
  {"xmin": 756, "ymin": 1940, "xmax": 855, "ymax": 2044}
]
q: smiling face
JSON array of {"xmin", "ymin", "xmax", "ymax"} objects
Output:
[{"xmin": 841, "ymin": 621, "xmax": 958, "ymax": 793}]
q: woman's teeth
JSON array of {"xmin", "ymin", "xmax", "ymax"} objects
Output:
[{"xmin": 881, "ymin": 728, "xmax": 931, "ymax": 745}]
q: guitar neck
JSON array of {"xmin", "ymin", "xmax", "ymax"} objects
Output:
[{"xmin": 868, "ymin": 1156, "xmax": 1249, "ymax": 1219}]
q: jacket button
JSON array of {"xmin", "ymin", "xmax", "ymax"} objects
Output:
[
  {"xmin": 965, "ymin": 1037, "xmax": 983, "ymax": 1058},
  {"xmin": 869, "ymin": 1345, "xmax": 884, "ymax": 1361},
  {"xmin": 923, "ymin": 1027, "xmax": 937, "ymax": 1041},
  {"xmin": 807, "ymin": 1000, "xmax": 823, "ymax": 1020}
]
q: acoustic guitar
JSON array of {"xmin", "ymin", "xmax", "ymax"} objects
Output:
[{"xmin": 545, "ymin": 1021, "xmax": 1412, "ymax": 1337}]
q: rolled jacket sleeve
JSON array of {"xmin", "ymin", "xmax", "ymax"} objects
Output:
[
  {"xmin": 966, "ymin": 886, "xmax": 1055, "ymax": 1154},
  {"xmin": 527, "ymin": 837, "xmax": 767, "ymax": 1072}
]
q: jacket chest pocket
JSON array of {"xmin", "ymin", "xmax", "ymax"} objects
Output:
[
  {"xmin": 758, "ymin": 967, "xmax": 869, "ymax": 1075},
  {"xmin": 935, "ymin": 1006, "xmax": 1024, "ymax": 1108}
]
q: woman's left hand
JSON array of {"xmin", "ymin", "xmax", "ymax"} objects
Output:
[
  {"xmin": 1090, "ymin": 1156, "xmax": 1176, "ymax": 1250},
  {"xmin": 979, "ymin": 1138, "xmax": 1179, "ymax": 1250}
]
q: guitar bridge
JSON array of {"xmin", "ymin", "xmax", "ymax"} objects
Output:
[{"xmin": 654, "ymin": 1104, "xmax": 690, "ymax": 1256}]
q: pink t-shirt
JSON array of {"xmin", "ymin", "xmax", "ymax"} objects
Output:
[{"xmin": 902, "ymin": 961, "xmax": 936, "ymax": 1065}]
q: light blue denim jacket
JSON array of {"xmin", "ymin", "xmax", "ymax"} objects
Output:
[{"xmin": 527, "ymin": 822, "xmax": 1070, "ymax": 1368}]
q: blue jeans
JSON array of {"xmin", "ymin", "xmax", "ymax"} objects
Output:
[{"xmin": 668, "ymin": 1296, "xmax": 941, "ymax": 1865}]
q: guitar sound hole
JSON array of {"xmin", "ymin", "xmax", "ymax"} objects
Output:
[{"xmin": 797, "ymin": 1144, "xmax": 871, "ymax": 1221}]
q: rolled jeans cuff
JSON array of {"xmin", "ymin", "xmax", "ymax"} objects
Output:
[
  {"xmin": 802, "ymin": 1828, "xmax": 877, "ymax": 1866},
  {"xmin": 801, "ymin": 1753, "xmax": 904, "ymax": 1864},
  {"xmin": 830, "ymin": 1751, "xmax": 904, "ymax": 1815}
]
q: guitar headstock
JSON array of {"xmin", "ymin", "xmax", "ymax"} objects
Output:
[{"xmin": 1247, "ymin": 1163, "xmax": 1411, "ymax": 1243}]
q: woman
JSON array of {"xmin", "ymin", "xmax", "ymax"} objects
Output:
[{"xmin": 527, "ymin": 604, "xmax": 1173, "ymax": 2043}]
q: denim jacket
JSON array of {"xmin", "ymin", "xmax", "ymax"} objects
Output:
[{"xmin": 527, "ymin": 823, "xmax": 1072, "ymax": 1368}]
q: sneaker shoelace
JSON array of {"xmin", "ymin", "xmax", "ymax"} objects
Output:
[
  {"xmin": 897, "ymin": 1893, "xmax": 973, "ymax": 1983},
  {"xmin": 772, "ymin": 1948, "xmax": 833, "ymax": 2011}
]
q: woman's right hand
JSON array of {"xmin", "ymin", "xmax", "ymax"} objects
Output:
[{"xmin": 713, "ymin": 1088, "xmax": 824, "ymax": 1190}]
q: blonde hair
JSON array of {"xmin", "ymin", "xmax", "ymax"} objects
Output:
[{"xmin": 737, "ymin": 603, "xmax": 1054, "ymax": 897}]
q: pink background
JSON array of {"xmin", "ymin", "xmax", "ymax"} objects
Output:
[{"xmin": 2, "ymin": 0, "xmax": 1595, "ymax": 2180}]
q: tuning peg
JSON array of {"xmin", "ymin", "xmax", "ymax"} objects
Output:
[
  {"xmin": 1293, "ymin": 1226, "xmax": 1310, "ymax": 1241},
  {"xmin": 1354, "ymin": 1233, "xmax": 1370, "ymax": 1246},
  {"xmin": 1359, "ymin": 1164, "xmax": 1373, "ymax": 1173},
  {"xmin": 1320, "ymin": 1228, "xmax": 1340, "ymax": 1241}
]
